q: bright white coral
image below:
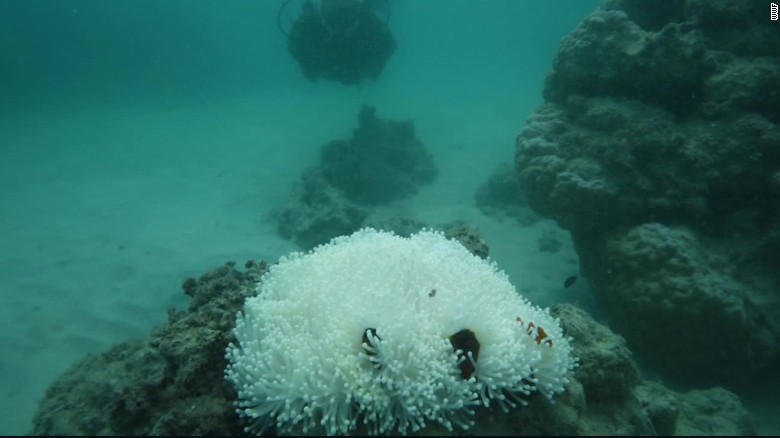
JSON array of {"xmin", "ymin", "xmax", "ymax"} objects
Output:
[{"xmin": 225, "ymin": 228, "xmax": 576, "ymax": 435}]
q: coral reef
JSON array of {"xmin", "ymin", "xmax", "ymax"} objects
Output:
[
  {"xmin": 320, "ymin": 106, "xmax": 436, "ymax": 205},
  {"xmin": 443, "ymin": 223, "xmax": 489, "ymax": 259},
  {"xmin": 277, "ymin": 169, "xmax": 369, "ymax": 250},
  {"xmin": 514, "ymin": 0, "xmax": 780, "ymax": 386},
  {"xmin": 276, "ymin": 105, "xmax": 437, "ymax": 248},
  {"xmin": 29, "ymin": 242, "xmax": 754, "ymax": 435},
  {"xmin": 474, "ymin": 162, "xmax": 541, "ymax": 226},
  {"xmin": 29, "ymin": 261, "xmax": 266, "ymax": 436},
  {"xmin": 636, "ymin": 382, "xmax": 756, "ymax": 436},
  {"xmin": 287, "ymin": 0, "xmax": 396, "ymax": 85}
]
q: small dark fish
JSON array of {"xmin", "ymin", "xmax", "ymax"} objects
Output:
[{"xmin": 564, "ymin": 276, "xmax": 578, "ymax": 288}]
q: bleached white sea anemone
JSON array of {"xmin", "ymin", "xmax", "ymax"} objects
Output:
[{"xmin": 225, "ymin": 228, "xmax": 576, "ymax": 435}]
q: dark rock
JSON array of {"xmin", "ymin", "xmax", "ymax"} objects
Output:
[
  {"xmin": 320, "ymin": 105, "xmax": 437, "ymax": 205},
  {"xmin": 515, "ymin": 0, "xmax": 780, "ymax": 387},
  {"xmin": 29, "ymin": 262, "xmax": 265, "ymax": 436},
  {"xmin": 444, "ymin": 223, "xmax": 490, "ymax": 259},
  {"xmin": 29, "ymin": 269, "xmax": 754, "ymax": 436},
  {"xmin": 276, "ymin": 169, "xmax": 368, "ymax": 249},
  {"xmin": 276, "ymin": 106, "xmax": 437, "ymax": 249},
  {"xmin": 475, "ymin": 162, "xmax": 541, "ymax": 226},
  {"xmin": 287, "ymin": 0, "xmax": 395, "ymax": 85}
]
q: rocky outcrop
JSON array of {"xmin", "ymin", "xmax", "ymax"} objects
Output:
[
  {"xmin": 515, "ymin": 0, "xmax": 780, "ymax": 386},
  {"xmin": 276, "ymin": 105, "xmax": 437, "ymax": 248},
  {"xmin": 29, "ymin": 261, "xmax": 754, "ymax": 436}
]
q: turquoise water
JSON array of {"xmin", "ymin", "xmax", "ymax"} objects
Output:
[{"xmin": 0, "ymin": 1, "xmax": 602, "ymax": 434}]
